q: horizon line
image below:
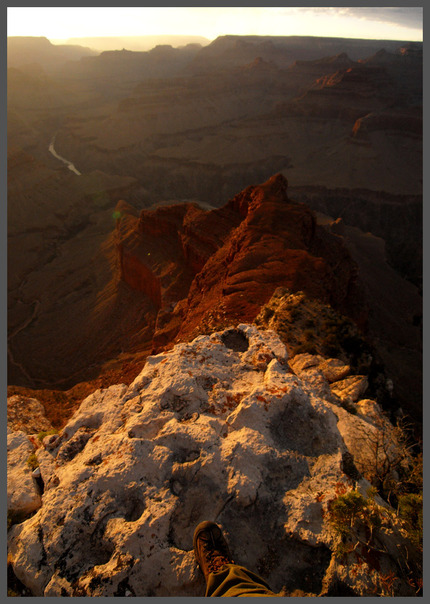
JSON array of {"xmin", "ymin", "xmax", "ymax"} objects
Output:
[{"xmin": 7, "ymin": 33, "xmax": 423, "ymax": 44}]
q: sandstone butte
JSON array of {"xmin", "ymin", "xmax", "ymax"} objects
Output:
[
  {"xmin": 113, "ymin": 173, "xmax": 367, "ymax": 360},
  {"xmin": 7, "ymin": 325, "xmax": 421, "ymax": 596}
]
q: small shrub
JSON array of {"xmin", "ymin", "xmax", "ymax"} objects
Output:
[
  {"xmin": 406, "ymin": 452, "xmax": 423, "ymax": 492},
  {"xmin": 26, "ymin": 452, "xmax": 39, "ymax": 470},
  {"xmin": 366, "ymin": 485, "xmax": 379, "ymax": 499},
  {"xmin": 398, "ymin": 493, "xmax": 423, "ymax": 547},
  {"xmin": 353, "ymin": 415, "xmax": 419, "ymax": 505},
  {"xmin": 328, "ymin": 490, "xmax": 370, "ymax": 536},
  {"xmin": 328, "ymin": 489, "xmax": 386, "ymax": 558},
  {"xmin": 37, "ymin": 428, "xmax": 58, "ymax": 442}
]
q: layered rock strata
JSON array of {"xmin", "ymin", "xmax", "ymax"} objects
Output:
[{"xmin": 116, "ymin": 173, "xmax": 367, "ymax": 357}]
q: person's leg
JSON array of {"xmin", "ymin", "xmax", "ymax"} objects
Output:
[
  {"xmin": 205, "ymin": 563, "xmax": 279, "ymax": 597},
  {"xmin": 193, "ymin": 521, "xmax": 280, "ymax": 597}
]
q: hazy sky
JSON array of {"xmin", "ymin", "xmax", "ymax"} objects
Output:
[{"xmin": 7, "ymin": 6, "xmax": 423, "ymax": 43}]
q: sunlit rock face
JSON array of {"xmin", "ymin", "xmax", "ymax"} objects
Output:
[
  {"xmin": 7, "ymin": 325, "xmax": 419, "ymax": 596},
  {"xmin": 7, "ymin": 395, "xmax": 55, "ymax": 435},
  {"xmin": 7, "ymin": 430, "xmax": 42, "ymax": 519}
]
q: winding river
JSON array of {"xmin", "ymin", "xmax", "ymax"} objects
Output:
[{"xmin": 48, "ymin": 133, "xmax": 81, "ymax": 175}]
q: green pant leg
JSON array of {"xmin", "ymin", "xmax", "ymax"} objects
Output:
[{"xmin": 205, "ymin": 563, "xmax": 280, "ymax": 597}]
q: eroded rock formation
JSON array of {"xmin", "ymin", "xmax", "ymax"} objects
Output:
[
  {"xmin": 7, "ymin": 324, "xmax": 421, "ymax": 596},
  {"xmin": 115, "ymin": 174, "xmax": 367, "ymax": 357}
]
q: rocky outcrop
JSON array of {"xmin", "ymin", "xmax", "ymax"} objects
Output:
[
  {"xmin": 352, "ymin": 109, "xmax": 422, "ymax": 139},
  {"xmin": 285, "ymin": 186, "xmax": 422, "ymax": 423},
  {"xmin": 7, "ymin": 395, "xmax": 55, "ymax": 435},
  {"xmin": 253, "ymin": 286, "xmax": 420, "ymax": 426},
  {"xmin": 115, "ymin": 174, "xmax": 367, "ymax": 355},
  {"xmin": 7, "ymin": 397, "xmax": 55, "ymax": 523},
  {"xmin": 7, "ymin": 430, "xmax": 43, "ymax": 520},
  {"xmin": 360, "ymin": 46, "xmax": 422, "ymax": 106},
  {"xmin": 7, "ymin": 324, "xmax": 421, "ymax": 596},
  {"xmin": 6, "ymin": 171, "xmax": 366, "ymax": 396},
  {"xmin": 174, "ymin": 175, "xmax": 366, "ymax": 341},
  {"xmin": 285, "ymin": 52, "xmax": 357, "ymax": 96}
]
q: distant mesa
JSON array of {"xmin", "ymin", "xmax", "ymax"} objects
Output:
[
  {"xmin": 62, "ymin": 35, "xmax": 211, "ymax": 53},
  {"xmin": 7, "ymin": 36, "xmax": 97, "ymax": 70}
]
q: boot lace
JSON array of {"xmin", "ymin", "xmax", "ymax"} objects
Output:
[{"xmin": 201, "ymin": 531, "xmax": 232, "ymax": 573}]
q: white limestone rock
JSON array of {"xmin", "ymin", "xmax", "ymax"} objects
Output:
[
  {"xmin": 7, "ymin": 429, "xmax": 42, "ymax": 518},
  {"xmin": 289, "ymin": 352, "xmax": 322, "ymax": 374},
  {"xmin": 330, "ymin": 398, "xmax": 405, "ymax": 489},
  {"xmin": 318, "ymin": 358, "xmax": 351, "ymax": 383},
  {"xmin": 35, "ymin": 447, "xmax": 59, "ymax": 492},
  {"xmin": 356, "ymin": 398, "xmax": 387, "ymax": 423},
  {"xmin": 7, "ymin": 325, "xmax": 418, "ymax": 597},
  {"xmin": 330, "ymin": 375, "xmax": 369, "ymax": 402},
  {"xmin": 288, "ymin": 354, "xmax": 344, "ymax": 402}
]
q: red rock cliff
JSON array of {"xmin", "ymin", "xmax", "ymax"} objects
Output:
[
  {"xmin": 174, "ymin": 173, "xmax": 366, "ymax": 344},
  {"xmin": 114, "ymin": 174, "xmax": 367, "ymax": 352}
]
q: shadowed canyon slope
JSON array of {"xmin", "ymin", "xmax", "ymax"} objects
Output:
[
  {"xmin": 7, "ymin": 34, "xmax": 422, "ymax": 427},
  {"xmin": 51, "ymin": 39, "xmax": 422, "ymax": 201}
]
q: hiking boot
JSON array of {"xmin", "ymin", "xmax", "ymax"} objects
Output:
[{"xmin": 193, "ymin": 521, "xmax": 234, "ymax": 580}]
